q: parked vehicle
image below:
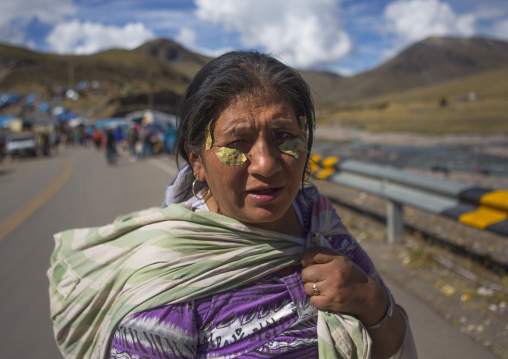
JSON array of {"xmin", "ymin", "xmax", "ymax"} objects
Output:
[{"xmin": 6, "ymin": 132, "xmax": 38, "ymax": 158}]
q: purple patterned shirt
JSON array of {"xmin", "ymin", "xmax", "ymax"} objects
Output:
[{"xmin": 109, "ymin": 188, "xmax": 385, "ymax": 358}]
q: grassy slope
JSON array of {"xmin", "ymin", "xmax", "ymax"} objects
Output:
[
  {"xmin": 51, "ymin": 53, "xmax": 189, "ymax": 118},
  {"xmin": 318, "ymin": 65, "xmax": 508, "ymax": 134},
  {"xmin": 0, "ymin": 45, "xmax": 192, "ymax": 118},
  {"xmin": 0, "ymin": 44, "xmax": 191, "ymax": 94}
]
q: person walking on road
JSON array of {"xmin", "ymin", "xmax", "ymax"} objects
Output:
[
  {"xmin": 92, "ymin": 127, "xmax": 102, "ymax": 150},
  {"xmin": 127, "ymin": 124, "xmax": 138, "ymax": 161},
  {"xmin": 105, "ymin": 128, "xmax": 117, "ymax": 165},
  {"xmin": 137, "ymin": 125, "xmax": 154, "ymax": 159}
]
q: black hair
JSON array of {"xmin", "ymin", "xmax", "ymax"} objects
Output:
[{"xmin": 174, "ymin": 50, "xmax": 315, "ymax": 201}]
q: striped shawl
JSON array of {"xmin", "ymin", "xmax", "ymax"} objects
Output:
[{"xmin": 48, "ymin": 193, "xmax": 371, "ymax": 358}]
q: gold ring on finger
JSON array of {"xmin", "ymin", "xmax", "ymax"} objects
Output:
[{"xmin": 312, "ymin": 282, "xmax": 320, "ymax": 296}]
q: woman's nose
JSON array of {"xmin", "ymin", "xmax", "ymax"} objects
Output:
[{"xmin": 247, "ymin": 140, "xmax": 282, "ymax": 177}]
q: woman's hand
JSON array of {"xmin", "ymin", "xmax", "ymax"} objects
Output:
[
  {"xmin": 302, "ymin": 246, "xmax": 411, "ymax": 358},
  {"xmin": 301, "ymin": 246, "xmax": 388, "ymax": 326}
]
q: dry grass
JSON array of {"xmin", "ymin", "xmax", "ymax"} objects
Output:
[{"xmin": 318, "ymin": 66, "xmax": 508, "ymax": 134}]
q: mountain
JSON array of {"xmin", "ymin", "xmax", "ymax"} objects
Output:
[
  {"xmin": 299, "ymin": 70, "xmax": 345, "ymax": 96},
  {"xmin": 303, "ymin": 36, "xmax": 508, "ymax": 107},
  {"xmin": 134, "ymin": 38, "xmax": 212, "ymax": 79},
  {"xmin": 1, "ymin": 36, "xmax": 508, "ymax": 123},
  {"xmin": 373, "ymin": 36, "xmax": 508, "ymax": 83}
]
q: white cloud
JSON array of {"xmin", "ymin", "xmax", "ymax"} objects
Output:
[
  {"xmin": 469, "ymin": 1, "xmax": 508, "ymax": 20},
  {"xmin": 173, "ymin": 27, "xmax": 231, "ymax": 57},
  {"xmin": 384, "ymin": 0, "xmax": 476, "ymax": 46},
  {"xmin": 194, "ymin": 0, "xmax": 352, "ymax": 69},
  {"xmin": 0, "ymin": 24, "xmax": 25, "ymax": 46},
  {"xmin": 0, "ymin": 0, "xmax": 75, "ymax": 24},
  {"xmin": 174, "ymin": 34, "xmax": 232, "ymax": 59},
  {"xmin": 45, "ymin": 20, "xmax": 156, "ymax": 55},
  {"xmin": 491, "ymin": 18, "xmax": 508, "ymax": 41},
  {"xmin": 175, "ymin": 28, "xmax": 197, "ymax": 46},
  {"xmin": 0, "ymin": 0, "xmax": 76, "ymax": 45}
]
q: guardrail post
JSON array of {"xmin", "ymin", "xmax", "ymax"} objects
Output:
[{"xmin": 387, "ymin": 201, "xmax": 404, "ymax": 245}]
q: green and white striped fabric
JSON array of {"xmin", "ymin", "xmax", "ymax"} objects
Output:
[{"xmin": 48, "ymin": 202, "xmax": 371, "ymax": 359}]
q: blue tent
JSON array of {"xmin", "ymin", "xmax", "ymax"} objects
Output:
[
  {"xmin": 57, "ymin": 111, "xmax": 78, "ymax": 121},
  {"xmin": 93, "ymin": 118, "xmax": 127, "ymax": 129},
  {"xmin": 39, "ymin": 102, "xmax": 49, "ymax": 114},
  {"xmin": 0, "ymin": 93, "xmax": 21, "ymax": 108},
  {"xmin": 24, "ymin": 94, "xmax": 37, "ymax": 105}
]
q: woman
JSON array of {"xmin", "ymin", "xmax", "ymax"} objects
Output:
[{"xmin": 48, "ymin": 51, "xmax": 416, "ymax": 359}]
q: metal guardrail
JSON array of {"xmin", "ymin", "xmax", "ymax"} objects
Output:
[{"xmin": 309, "ymin": 154, "xmax": 508, "ymax": 244}]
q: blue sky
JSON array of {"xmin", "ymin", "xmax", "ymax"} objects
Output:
[{"xmin": 1, "ymin": 0, "xmax": 508, "ymax": 76}]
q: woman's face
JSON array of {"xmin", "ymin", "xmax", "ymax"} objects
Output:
[{"xmin": 190, "ymin": 93, "xmax": 308, "ymax": 233}]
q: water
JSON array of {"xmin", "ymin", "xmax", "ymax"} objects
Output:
[{"xmin": 312, "ymin": 139, "xmax": 508, "ymax": 175}]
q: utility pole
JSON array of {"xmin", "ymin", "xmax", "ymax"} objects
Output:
[
  {"xmin": 147, "ymin": 68, "xmax": 154, "ymax": 111},
  {"xmin": 67, "ymin": 58, "xmax": 75, "ymax": 89},
  {"xmin": 146, "ymin": 68, "xmax": 155, "ymax": 124}
]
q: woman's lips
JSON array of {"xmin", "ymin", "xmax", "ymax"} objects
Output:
[{"xmin": 246, "ymin": 187, "xmax": 284, "ymax": 202}]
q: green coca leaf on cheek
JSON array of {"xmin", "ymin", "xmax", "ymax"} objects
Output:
[
  {"xmin": 214, "ymin": 147, "xmax": 248, "ymax": 165},
  {"xmin": 278, "ymin": 138, "xmax": 308, "ymax": 159},
  {"xmin": 205, "ymin": 121, "xmax": 213, "ymax": 151}
]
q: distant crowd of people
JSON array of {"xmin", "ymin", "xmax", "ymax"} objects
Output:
[
  {"xmin": 89, "ymin": 122, "xmax": 177, "ymax": 165},
  {"xmin": 0, "ymin": 120, "xmax": 178, "ymax": 166}
]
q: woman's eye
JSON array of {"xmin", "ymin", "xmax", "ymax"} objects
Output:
[
  {"xmin": 274, "ymin": 132, "xmax": 292, "ymax": 140},
  {"xmin": 226, "ymin": 139, "xmax": 245, "ymax": 147}
]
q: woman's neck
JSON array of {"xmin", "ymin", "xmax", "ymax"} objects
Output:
[{"xmin": 204, "ymin": 193, "xmax": 303, "ymax": 237}]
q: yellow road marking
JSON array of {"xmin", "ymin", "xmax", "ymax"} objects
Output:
[{"xmin": 0, "ymin": 159, "xmax": 73, "ymax": 241}]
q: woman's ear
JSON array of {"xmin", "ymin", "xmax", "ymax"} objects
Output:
[{"xmin": 185, "ymin": 142, "xmax": 206, "ymax": 181}]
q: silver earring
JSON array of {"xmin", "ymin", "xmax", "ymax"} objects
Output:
[{"xmin": 192, "ymin": 173, "xmax": 200, "ymax": 197}]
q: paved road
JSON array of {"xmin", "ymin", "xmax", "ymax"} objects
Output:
[
  {"xmin": 0, "ymin": 147, "xmax": 175, "ymax": 358},
  {"xmin": 0, "ymin": 146, "xmax": 501, "ymax": 358}
]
